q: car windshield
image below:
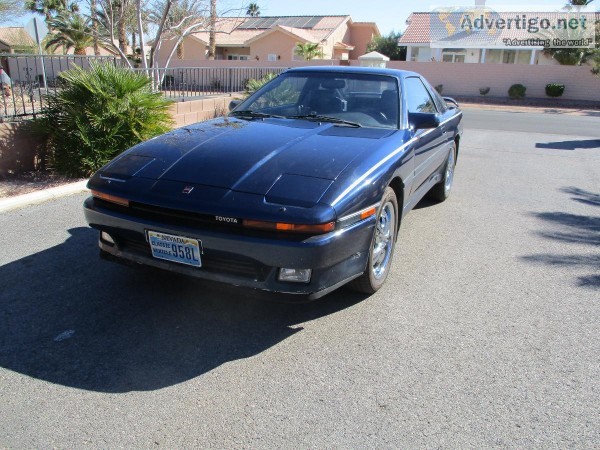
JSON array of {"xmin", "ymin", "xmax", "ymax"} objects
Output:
[{"xmin": 234, "ymin": 72, "xmax": 400, "ymax": 129}]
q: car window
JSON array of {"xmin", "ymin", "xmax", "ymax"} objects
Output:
[
  {"xmin": 427, "ymin": 83, "xmax": 448, "ymax": 113},
  {"xmin": 405, "ymin": 77, "xmax": 438, "ymax": 114},
  {"xmin": 237, "ymin": 72, "xmax": 400, "ymax": 129},
  {"xmin": 247, "ymin": 76, "xmax": 306, "ymax": 110}
]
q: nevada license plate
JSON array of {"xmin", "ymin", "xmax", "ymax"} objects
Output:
[{"xmin": 147, "ymin": 231, "xmax": 202, "ymax": 267}]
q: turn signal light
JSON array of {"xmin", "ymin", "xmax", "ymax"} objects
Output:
[
  {"xmin": 360, "ymin": 206, "xmax": 377, "ymax": 220},
  {"xmin": 243, "ymin": 219, "xmax": 335, "ymax": 234},
  {"xmin": 91, "ymin": 190, "xmax": 130, "ymax": 207}
]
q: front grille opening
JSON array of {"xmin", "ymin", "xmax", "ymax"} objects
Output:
[
  {"xmin": 93, "ymin": 198, "xmax": 308, "ymax": 242},
  {"xmin": 116, "ymin": 235, "xmax": 271, "ymax": 281}
]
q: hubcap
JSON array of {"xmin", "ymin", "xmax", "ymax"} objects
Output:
[
  {"xmin": 444, "ymin": 148, "xmax": 455, "ymax": 194},
  {"xmin": 371, "ymin": 201, "xmax": 395, "ymax": 280}
]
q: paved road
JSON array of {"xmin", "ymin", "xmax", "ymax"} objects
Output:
[
  {"xmin": 1, "ymin": 109, "xmax": 598, "ymax": 447},
  {"xmin": 463, "ymin": 107, "xmax": 600, "ymax": 136}
]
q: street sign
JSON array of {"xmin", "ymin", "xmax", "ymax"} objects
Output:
[
  {"xmin": 25, "ymin": 17, "xmax": 49, "ymax": 43},
  {"xmin": 24, "ymin": 17, "xmax": 48, "ymax": 87}
]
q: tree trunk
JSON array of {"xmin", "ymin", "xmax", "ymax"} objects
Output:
[
  {"xmin": 207, "ymin": 0, "xmax": 216, "ymax": 60},
  {"xmin": 149, "ymin": 0, "xmax": 173, "ymax": 68},
  {"xmin": 117, "ymin": 0, "xmax": 128, "ymax": 54},
  {"xmin": 91, "ymin": 0, "xmax": 100, "ymax": 55},
  {"xmin": 136, "ymin": 0, "xmax": 148, "ymax": 69}
]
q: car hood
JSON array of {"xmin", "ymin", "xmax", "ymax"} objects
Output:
[{"xmin": 98, "ymin": 118, "xmax": 392, "ymax": 198}]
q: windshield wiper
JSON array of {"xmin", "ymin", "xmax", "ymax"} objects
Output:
[
  {"xmin": 287, "ymin": 114, "xmax": 362, "ymax": 128},
  {"xmin": 229, "ymin": 110, "xmax": 285, "ymax": 119}
]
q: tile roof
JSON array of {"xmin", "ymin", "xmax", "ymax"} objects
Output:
[
  {"xmin": 399, "ymin": 11, "xmax": 600, "ymax": 46},
  {"xmin": 0, "ymin": 27, "xmax": 36, "ymax": 48},
  {"xmin": 334, "ymin": 41, "xmax": 355, "ymax": 50},
  {"xmin": 191, "ymin": 15, "xmax": 350, "ymax": 47}
]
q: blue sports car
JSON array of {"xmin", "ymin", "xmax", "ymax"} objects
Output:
[{"xmin": 84, "ymin": 66, "xmax": 463, "ymax": 300}]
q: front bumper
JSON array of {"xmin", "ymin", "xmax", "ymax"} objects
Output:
[{"xmin": 83, "ymin": 197, "xmax": 375, "ymax": 300}]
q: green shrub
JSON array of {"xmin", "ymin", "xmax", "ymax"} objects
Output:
[
  {"xmin": 33, "ymin": 62, "xmax": 173, "ymax": 177},
  {"xmin": 245, "ymin": 72, "xmax": 277, "ymax": 97},
  {"xmin": 434, "ymin": 84, "xmax": 444, "ymax": 94},
  {"xmin": 545, "ymin": 83, "xmax": 565, "ymax": 98},
  {"xmin": 508, "ymin": 83, "xmax": 526, "ymax": 99},
  {"xmin": 479, "ymin": 87, "xmax": 490, "ymax": 96}
]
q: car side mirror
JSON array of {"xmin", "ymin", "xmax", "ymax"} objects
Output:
[
  {"xmin": 408, "ymin": 112, "xmax": 440, "ymax": 130},
  {"xmin": 229, "ymin": 99, "xmax": 242, "ymax": 111},
  {"xmin": 443, "ymin": 97, "xmax": 459, "ymax": 109}
]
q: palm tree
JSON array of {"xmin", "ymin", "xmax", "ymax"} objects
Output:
[
  {"xmin": 246, "ymin": 2, "xmax": 259, "ymax": 17},
  {"xmin": 90, "ymin": 0, "xmax": 100, "ymax": 55},
  {"xmin": 207, "ymin": 0, "xmax": 216, "ymax": 59},
  {"xmin": 543, "ymin": 0, "xmax": 597, "ymax": 65},
  {"xmin": 45, "ymin": 13, "xmax": 95, "ymax": 55},
  {"xmin": 1, "ymin": 0, "xmax": 26, "ymax": 22},
  {"xmin": 294, "ymin": 42, "xmax": 322, "ymax": 61},
  {"xmin": 26, "ymin": 0, "xmax": 67, "ymax": 23},
  {"xmin": 565, "ymin": 0, "xmax": 593, "ymax": 6}
]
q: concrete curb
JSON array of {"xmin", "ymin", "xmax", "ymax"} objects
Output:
[
  {"xmin": 0, "ymin": 180, "xmax": 89, "ymax": 213},
  {"xmin": 460, "ymin": 103, "xmax": 599, "ymax": 116}
]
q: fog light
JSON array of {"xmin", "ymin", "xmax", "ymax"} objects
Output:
[
  {"xmin": 101, "ymin": 231, "xmax": 115, "ymax": 244},
  {"xmin": 278, "ymin": 268, "xmax": 312, "ymax": 283}
]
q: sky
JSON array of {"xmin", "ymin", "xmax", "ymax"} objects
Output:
[{"xmin": 5, "ymin": 0, "xmax": 598, "ymax": 34}]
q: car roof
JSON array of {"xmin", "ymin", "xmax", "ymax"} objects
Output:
[{"xmin": 284, "ymin": 66, "xmax": 420, "ymax": 79}]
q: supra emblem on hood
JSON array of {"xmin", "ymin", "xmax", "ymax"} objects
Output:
[{"xmin": 182, "ymin": 186, "xmax": 194, "ymax": 194}]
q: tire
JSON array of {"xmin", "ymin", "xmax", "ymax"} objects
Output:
[
  {"xmin": 429, "ymin": 142, "xmax": 457, "ymax": 203},
  {"xmin": 351, "ymin": 187, "xmax": 398, "ymax": 295}
]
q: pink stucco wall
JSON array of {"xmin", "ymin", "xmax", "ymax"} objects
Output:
[
  {"xmin": 348, "ymin": 25, "xmax": 378, "ymax": 60},
  {"xmin": 156, "ymin": 36, "xmax": 207, "ymax": 67},
  {"xmin": 155, "ymin": 20, "xmax": 379, "ymax": 66},
  {"xmin": 249, "ymin": 30, "xmax": 304, "ymax": 62},
  {"xmin": 378, "ymin": 61, "xmax": 600, "ymax": 101},
  {"xmin": 156, "ymin": 51, "xmax": 600, "ymax": 102}
]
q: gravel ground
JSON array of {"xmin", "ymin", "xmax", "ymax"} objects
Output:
[{"xmin": 0, "ymin": 171, "xmax": 83, "ymax": 198}]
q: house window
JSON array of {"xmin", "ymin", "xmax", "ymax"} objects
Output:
[
  {"xmin": 412, "ymin": 47, "xmax": 431, "ymax": 62},
  {"xmin": 267, "ymin": 54, "xmax": 278, "ymax": 61},
  {"xmin": 442, "ymin": 49, "xmax": 466, "ymax": 63},
  {"xmin": 486, "ymin": 49, "xmax": 532, "ymax": 65},
  {"xmin": 227, "ymin": 54, "xmax": 250, "ymax": 61}
]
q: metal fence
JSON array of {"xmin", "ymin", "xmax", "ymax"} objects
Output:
[
  {"xmin": 1, "ymin": 54, "xmax": 123, "ymax": 121},
  {"xmin": 1, "ymin": 53, "xmax": 287, "ymax": 122},
  {"xmin": 134, "ymin": 66, "xmax": 286, "ymax": 100}
]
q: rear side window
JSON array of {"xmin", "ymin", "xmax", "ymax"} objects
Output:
[{"xmin": 405, "ymin": 77, "xmax": 438, "ymax": 114}]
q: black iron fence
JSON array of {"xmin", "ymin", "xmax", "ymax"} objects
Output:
[
  {"xmin": 134, "ymin": 66, "xmax": 286, "ymax": 99},
  {"xmin": 1, "ymin": 53, "xmax": 286, "ymax": 122},
  {"xmin": 1, "ymin": 54, "xmax": 123, "ymax": 121}
]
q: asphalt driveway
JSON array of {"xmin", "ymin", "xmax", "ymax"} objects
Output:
[{"xmin": 0, "ymin": 108, "xmax": 598, "ymax": 447}]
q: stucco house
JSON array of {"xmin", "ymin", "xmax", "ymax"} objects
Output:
[
  {"xmin": 0, "ymin": 27, "xmax": 36, "ymax": 54},
  {"xmin": 399, "ymin": 11, "xmax": 599, "ymax": 65},
  {"xmin": 156, "ymin": 15, "xmax": 380, "ymax": 66}
]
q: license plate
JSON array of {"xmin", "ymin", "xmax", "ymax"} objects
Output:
[{"xmin": 147, "ymin": 231, "xmax": 202, "ymax": 267}]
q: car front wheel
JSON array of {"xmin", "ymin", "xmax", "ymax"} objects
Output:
[{"xmin": 351, "ymin": 187, "xmax": 398, "ymax": 294}]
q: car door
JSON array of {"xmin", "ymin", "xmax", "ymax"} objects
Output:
[
  {"xmin": 426, "ymin": 79, "xmax": 457, "ymax": 165},
  {"xmin": 404, "ymin": 76, "xmax": 447, "ymax": 193}
]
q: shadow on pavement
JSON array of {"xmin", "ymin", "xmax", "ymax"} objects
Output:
[
  {"xmin": 561, "ymin": 187, "xmax": 600, "ymax": 208},
  {"xmin": 0, "ymin": 227, "xmax": 366, "ymax": 393},
  {"xmin": 535, "ymin": 139, "xmax": 600, "ymax": 151},
  {"xmin": 522, "ymin": 187, "xmax": 600, "ymax": 290}
]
